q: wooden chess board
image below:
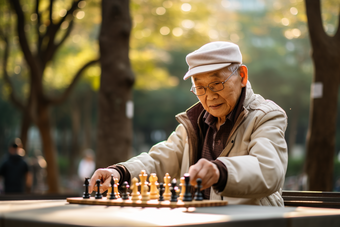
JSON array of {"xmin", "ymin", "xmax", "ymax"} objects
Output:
[{"xmin": 67, "ymin": 197, "xmax": 228, "ymax": 208}]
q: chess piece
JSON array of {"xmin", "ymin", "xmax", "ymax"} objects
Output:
[
  {"xmin": 121, "ymin": 181, "xmax": 130, "ymax": 200},
  {"xmin": 141, "ymin": 184, "xmax": 150, "ymax": 202},
  {"xmin": 194, "ymin": 178, "xmax": 204, "ymax": 201},
  {"xmin": 182, "ymin": 173, "xmax": 192, "ymax": 201},
  {"xmin": 139, "ymin": 170, "xmax": 148, "ymax": 196},
  {"xmin": 158, "ymin": 183, "xmax": 165, "ymax": 201},
  {"xmin": 114, "ymin": 178, "xmax": 120, "ymax": 198},
  {"xmin": 149, "ymin": 173, "xmax": 159, "ymax": 200},
  {"xmin": 163, "ymin": 173, "xmax": 171, "ymax": 200},
  {"xmin": 109, "ymin": 174, "xmax": 117, "ymax": 200},
  {"xmin": 95, "ymin": 179, "xmax": 102, "ymax": 199},
  {"xmin": 131, "ymin": 177, "xmax": 140, "ymax": 202},
  {"xmin": 82, "ymin": 178, "xmax": 90, "ymax": 199},
  {"xmin": 170, "ymin": 179, "xmax": 178, "ymax": 202},
  {"xmin": 179, "ymin": 177, "xmax": 185, "ymax": 201}
]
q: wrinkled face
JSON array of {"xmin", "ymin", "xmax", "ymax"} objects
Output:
[{"xmin": 192, "ymin": 67, "xmax": 245, "ymax": 120}]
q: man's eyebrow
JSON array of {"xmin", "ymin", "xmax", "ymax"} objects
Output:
[{"xmin": 193, "ymin": 72, "xmax": 221, "ymax": 82}]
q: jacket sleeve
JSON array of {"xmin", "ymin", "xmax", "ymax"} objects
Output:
[
  {"xmin": 117, "ymin": 124, "xmax": 187, "ymax": 181},
  {"xmin": 218, "ymin": 107, "xmax": 288, "ymax": 198}
]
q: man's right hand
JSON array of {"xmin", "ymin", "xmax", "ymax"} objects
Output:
[{"xmin": 88, "ymin": 168, "xmax": 120, "ymax": 194}]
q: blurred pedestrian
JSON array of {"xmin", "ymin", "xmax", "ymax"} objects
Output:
[
  {"xmin": 0, "ymin": 138, "xmax": 32, "ymax": 193},
  {"xmin": 29, "ymin": 150, "xmax": 47, "ymax": 193},
  {"xmin": 78, "ymin": 149, "xmax": 95, "ymax": 180}
]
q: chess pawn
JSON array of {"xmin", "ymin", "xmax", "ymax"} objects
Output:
[
  {"xmin": 121, "ymin": 181, "xmax": 130, "ymax": 200},
  {"xmin": 163, "ymin": 173, "xmax": 171, "ymax": 201},
  {"xmin": 95, "ymin": 179, "xmax": 102, "ymax": 199},
  {"xmin": 170, "ymin": 179, "xmax": 178, "ymax": 202},
  {"xmin": 114, "ymin": 178, "xmax": 120, "ymax": 198},
  {"xmin": 194, "ymin": 178, "xmax": 203, "ymax": 201},
  {"xmin": 179, "ymin": 177, "xmax": 185, "ymax": 201},
  {"xmin": 141, "ymin": 184, "xmax": 150, "ymax": 202},
  {"xmin": 139, "ymin": 170, "xmax": 148, "ymax": 196},
  {"xmin": 149, "ymin": 173, "xmax": 159, "ymax": 200},
  {"xmin": 131, "ymin": 177, "xmax": 140, "ymax": 202},
  {"xmin": 158, "ymin": 183, "xmax": 165, "ymax": 201}
]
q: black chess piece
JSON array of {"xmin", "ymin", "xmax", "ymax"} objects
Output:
[
  {"xmin": 194, "ymin": 178, "xmax": 203, "ymax": 201},
  {"xmin": 109, "ymin": 174, "xmax": 117, "ymax": 200},
  {"xmin": 83, "ymin": 178, "xmax": 91, "ymax": 199},
  {"xmin": 183, "ymin": 173, "xmax": 192, "ymax": 202},
  {"xmin": 170, "ymin": 179, "xmax": 178, "ymax": 202},
  {"xmin": 121, "ymin": 181, "xmax": 130, "ymax": 200},
  {"xmin": 95, "ymin": 179, "xmax": 102, "ymax": 199},
  {"xmin": 158, "ymin": 183, "xmax": 165, "ymax": 201}
]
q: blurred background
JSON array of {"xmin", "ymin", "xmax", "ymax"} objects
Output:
[{"xmin": 0, "ymin": 0, "xmax": 339, "ymax": 195}]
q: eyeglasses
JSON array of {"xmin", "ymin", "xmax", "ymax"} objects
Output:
[{"xmin": 190, "ymin": 68, "xmax": 238, "ymax": 96}]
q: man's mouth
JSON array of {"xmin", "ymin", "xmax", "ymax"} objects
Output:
[{"xmin": 209, "ymin": 103, "xmax": 222, "ymax": 109}]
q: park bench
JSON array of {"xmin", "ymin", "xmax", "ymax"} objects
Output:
[{"xmin": 283, "ymin": 190, "xmax": 340, "ymax": 208}]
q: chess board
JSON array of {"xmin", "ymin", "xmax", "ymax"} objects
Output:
[{"xmin": 67, "ymin": 197, "xmax": 228, "ymax": 208}]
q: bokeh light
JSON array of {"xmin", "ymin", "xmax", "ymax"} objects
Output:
[{"xmin": 181, "ymin": 3, "xmax": 191, "ymax": 12}]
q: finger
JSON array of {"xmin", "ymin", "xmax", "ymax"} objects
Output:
[
  {"xmin": 188, "ymin": 163, "xmax": 202, "ymax": 186},
  {"xmin": 89, "ymin": 171, "xmax": 102, "ymax": 194},
  {"xmin": 201, "ymin": 165, "xmax": 220, "ymax": 189},
  {"xmin": 100, "ymin": 177, "xmax": 112, "ymax": 193},
  {"xmin": 202, "ymin": 176, "xmax": 217, "ymax": 190}
]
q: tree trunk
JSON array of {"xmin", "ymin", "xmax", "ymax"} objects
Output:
[
  {"xmin": 304, "ymin": 0, "xmax": 340, "ymax": 191},
  {"xmin": 20, "ymin": 111, "xmax": 31, "ymax": 152},
  {"xmin": 70, "ymin": 99, "xmax": 81, "ymax": 176},
  {"xmin": 288, "ymin": 101, "xmax": 299, "ymax": 156},
  {"xmin": 36, "ymin": 104, "xmax": 60, "ymax": 193},
  {"xmin": 97, "ymin": 0, "xmax": 134, "ymax": 168},
  {"xmin": 83, "ymin": 91, "xmax": 93, "ymax": 149}
]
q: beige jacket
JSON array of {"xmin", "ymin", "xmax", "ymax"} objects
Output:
[{"xmin": 120, "ymin": 81, "xmax": 288, "ymax": 206}]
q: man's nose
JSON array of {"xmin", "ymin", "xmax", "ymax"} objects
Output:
[{"xmin": 206, "ymin": 88, "xmax": 218, "ymax": 100}]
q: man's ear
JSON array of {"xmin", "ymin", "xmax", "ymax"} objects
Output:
[{"xmin": 239, "ymin": 65, "xmax": 248, "ymax": 87}]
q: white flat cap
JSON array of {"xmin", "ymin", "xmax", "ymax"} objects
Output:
[{"xmin": 183, "ymin": 41, "xmax": 242, "ymax": 80}]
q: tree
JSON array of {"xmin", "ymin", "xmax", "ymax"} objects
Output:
[
  {"xmin": 304, "ymin": 0, "xmax": 340, "ymax": 191},
  {"xmin": 96, "ymin": 0, "xmax": 134, "ymax": 167},
  {"xmin": 1, "ymin": 0, "xmax": 98, "ymax": 193}
]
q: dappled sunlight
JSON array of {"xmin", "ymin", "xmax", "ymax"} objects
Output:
[
  {"xmin": 181, "ymin": 3, "xmax": 192, "ymax": 12},
  {"xmin": 172, "ymin": 27, "xmax": 183, "ymax": 37},
  {"xmin": 130, "ymin": 48, "xmax": 176, "ymax": 90},
  {"xmin": 321, "ymin": 0, "xmax": 339, "ymax": 36},
  {"xmin": 76, "ymin": 11, "xmax": 85, "ymax": 20},
  {"xmin": 160, "ymin": 26, "xmax": 170, "ymax": 35},
  {"xmin": 156, "ymin": 7, "xmax": 166, "ymax": 15},
  {"xmin": 290, "ymin": 7, "xmax": 298, "ymax": 15}
]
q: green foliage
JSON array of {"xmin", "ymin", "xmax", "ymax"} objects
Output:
[{"xmin": 286, "ymin": 158, "xmax": 304, "ymax": 177}]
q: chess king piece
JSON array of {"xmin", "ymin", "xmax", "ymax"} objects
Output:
[
  {"xmin": 95, "ymin": 179, "xmax": 102, "ymax": 199},
  {"xmin": 109, "ymin": 174, "xmax": 117, "ymax": 200},
  {"xmin": 149, "ymin": 173, "xmax": 159, "ymax": 200},
  {"xmin": 131, "ymin": 177, "xmax": 140, "ymax": 202},
  {"xmin": 121, "ymin": 181, "xmax": 130, "ymax": 200},
  {"xmin": 194, "ymin": 178, "xmax": 204, "ymax": 201},
  {"xmin": 179, "ymin": 177, "xmax": 185, "ymax": 201},
  {"xmin": 158, "ymin": 183, "xmax": 165, "ymax": 201},
  {"xmin": 183, "ymin": 173, "xmax": 192, "ymax": 202},
  {"xmin": 141, "ymin": 184, "xmax": 150, "ymax": 202},
  {"xmin": 139, "ymin": 170, "xmax": 148, "ymax": 196},
  {"xmin": 170, "ymin": 179, "xmax": 178, "ymax": 202},
  {"xmin": 83, "ymin": 178, "xmax": 90, "ymax": 199},
  {"xmin": 163, "ymin": 173, "xmax": 171, "ymax": 200}
]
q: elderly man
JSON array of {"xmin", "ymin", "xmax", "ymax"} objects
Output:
[{"xmin": 89, "ymin": 41, "xmax": 288, "ymax": 206}]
